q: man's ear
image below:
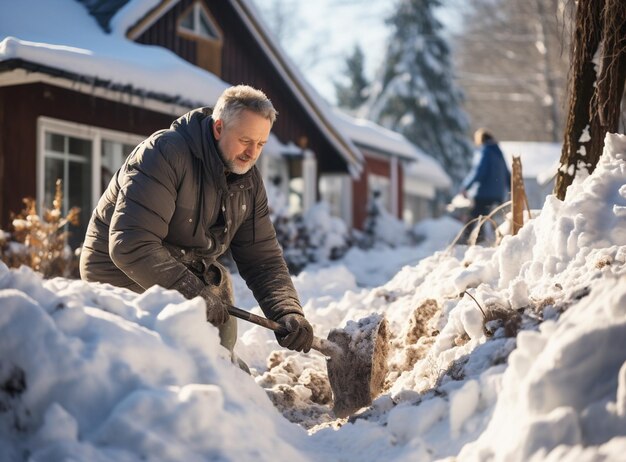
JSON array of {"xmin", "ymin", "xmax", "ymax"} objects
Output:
[{"xmin": 213, "ymin": 119, "xmax": 223, "ymax": 140}]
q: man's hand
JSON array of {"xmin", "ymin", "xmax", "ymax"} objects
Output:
[
  {"xmin": 275, "ymin": 313, "xmax": 314, "ymax": 353},
  {"xmin": 199, "ymin": 286, "xmax": 230, "ymax": 326}
]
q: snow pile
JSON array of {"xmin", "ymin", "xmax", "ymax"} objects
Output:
[
  {"xmin": 0, "ymin": 273, "xmax": 308, "ymax": 461},
  {"xmin": 311, "ymin": 132, "xmax": 626, "ymax": 460},
  {"xmin": 0, "ymin": 134, "xmax": 625, "ymax": 461}
]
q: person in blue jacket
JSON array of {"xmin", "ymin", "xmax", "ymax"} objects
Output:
[{"xmin": 459, "ymin": 129, "xmax": 511, "ymax": 243}]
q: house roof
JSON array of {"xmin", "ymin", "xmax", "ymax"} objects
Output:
[{"xmin": 0, "ymin": 0, "xmax": 228, "ymax": 105}]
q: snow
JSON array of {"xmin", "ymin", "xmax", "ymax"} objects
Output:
[{"xmin": 1, "ymin": 132, "xmax": 625, "ymax": 461}]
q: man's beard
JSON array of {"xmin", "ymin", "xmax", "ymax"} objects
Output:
[{"xmin": 218, "ymin": 150, "xmax": 255, "ymax": 175}]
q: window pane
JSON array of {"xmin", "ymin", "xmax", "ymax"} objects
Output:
[
  {"xmin": 68, "ymin": 160, "xmax": 92, "ymax": 247},
  {"xmin": 180, "ymin": 9, "xmax": 193, "ymax": 30},
  {"xmin": 101, "ymin": 139, "xmax": 118, "ymax": 172},
  {"xmin": 368, "ymin": 174, "xmax": 391, "ymax": 211},
  {"xmin": 45, "ymin": 132, "xmax": 65, "ymax": 152},
  {"xmin": 122, "ymin": 143, "xmax": 135, "ymax": 156},
  {"xmin": 199, "ymin": 11, "xmax": 218, "ymax": 39},
  {"xmin": 68, "ymin": 136, "xmax": 91, "ymax": 158},
  {"xmin": 44, "ymin": 157, "xmax": 64, "ymax": 209},
  {"xmin": 101, "ymin": 139, "xmax": 135, "ymax": 193}
]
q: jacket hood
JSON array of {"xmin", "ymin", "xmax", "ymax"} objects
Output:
[
  {"xmin": 170, "ymin": 107, "xmax": 230, "ymax": 187},
  {"xmin": 170, "ymin": 107, "xmax": 213, "ymax": 160}
]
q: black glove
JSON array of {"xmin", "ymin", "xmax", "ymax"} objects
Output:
[
  {"xmin": 199, "ymin": 286, "xmax": 230, "ymax": 326},
  {"xmin": 275, "ymin": 313, "xmax": 314, "ymax": 353}
]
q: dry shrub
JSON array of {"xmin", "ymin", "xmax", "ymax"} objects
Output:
[
  {"xmin": 0, "ymin": 179, "xmax": 80, "ymax": 279},
  {"xmin": 483, "ymin": 303, "xmax": 522, "ymax": 338}
]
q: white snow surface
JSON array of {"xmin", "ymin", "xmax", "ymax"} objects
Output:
[{"xmin": 1, "ymin": 132, "xmax": 626, "ymax": 461}]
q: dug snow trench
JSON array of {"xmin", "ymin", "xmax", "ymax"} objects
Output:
[{"xmin": 251, "ymin": 296, "xmax": 446, "ymax": 432}]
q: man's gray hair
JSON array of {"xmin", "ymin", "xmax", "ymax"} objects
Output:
[{"xmin": 213, "ymin": 85, "xmax": 277, "ymax": 126}]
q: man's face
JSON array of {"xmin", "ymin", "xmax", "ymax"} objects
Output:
[{"xmin": 212, "ymin": 109, "xmax": 271, "ymax": 175}]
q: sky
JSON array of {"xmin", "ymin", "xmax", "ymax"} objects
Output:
[{"xmin": 1, "ymin": 133, "xmax": 625, "ymax": 461}]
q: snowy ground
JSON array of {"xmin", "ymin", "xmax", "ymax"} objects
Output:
[{"xmin": 1, "ymin": 133, "xmax": 625, "ymax": 461}]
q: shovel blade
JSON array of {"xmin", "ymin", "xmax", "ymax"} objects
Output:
[{"xmin": 326, "ymin": 315, "xmax": 389, "ymax": 418}]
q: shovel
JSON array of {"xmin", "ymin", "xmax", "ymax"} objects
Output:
[{"xmin": 228, "ymin": 305, "xmax": 389, "ymax": 418}]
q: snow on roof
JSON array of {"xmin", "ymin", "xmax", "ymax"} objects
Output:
[
  {"xmin": 404, "ymin": 153, "xmax": 452, "ymax": 189},
  {"xmin": 330, "ymin": 107, "xmax": 451, "ymax": 189},
  {"xmin": 0, "ymin": 0, "xmax": 228, "ymax": 106},
  {"xmin": 500, "ymin": 141, "xmax": 561, "ymax": 185},
  {"xmin": 331, "ymin": 108, "xmax": 421, "ymax": 162}
]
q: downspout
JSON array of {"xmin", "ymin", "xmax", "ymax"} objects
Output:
[
  {"xmin": 390, "ymin": 155, "xmax": 399, "ymax": 218},
  {"xmin": 302, "ymin": 148, "xmax": 317, "ymax": 212}
]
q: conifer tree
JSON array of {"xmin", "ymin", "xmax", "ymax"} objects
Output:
[
  {"xmin": 334, "ymin": 45, "xmax": 369, "ymax": 110},
  {"xmin": 361, "ymin": 0, "xmax": 472, "ymax": 183}
]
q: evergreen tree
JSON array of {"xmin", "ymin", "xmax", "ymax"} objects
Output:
[
  {"xmin": 334, "ymin": 45, "xmax": 369, "ymax": 110},
  {"xmin": 361, "ymin": 0, "xmax": 472, "ymax": 183}
]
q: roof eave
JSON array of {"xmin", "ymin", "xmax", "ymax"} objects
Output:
[{"xmin": 0, "ymin": 58, "xmax": 202, "ymax": 110}]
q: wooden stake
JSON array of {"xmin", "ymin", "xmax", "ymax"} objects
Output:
[{"xmin": 511, "ymin": 156, "xmax": 528, "ymax": 235}]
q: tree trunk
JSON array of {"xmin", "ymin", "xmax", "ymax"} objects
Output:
[
  {"xmin": 555, "ymin": 0, "xmax": 603, "ymax": 200},
  {"xmin": 589, "ymin": 0, "xmax": 626, "ymax": 167},
  {"xmin": 555, "ymin": 0, "xmax": 626, "ymax": 199}
]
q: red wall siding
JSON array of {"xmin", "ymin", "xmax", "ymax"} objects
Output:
[
  {"xmin": 0, "ymin": 83, "xmax": 174, "ymax": 229},
  {"xmin": 355, "ymin": 155, "xmax": 388, "ymax": 230},
  {"xmin": 352, "ymin": 154, "xmax": 404, "ymax": 229}
]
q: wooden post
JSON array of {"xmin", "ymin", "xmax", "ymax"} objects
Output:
[{"xmin": 511, "ymin": 156, "xmax": 527, "ymax": 235}]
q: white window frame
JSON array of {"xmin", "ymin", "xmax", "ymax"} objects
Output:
[
  {"xmin": 368, "ymin": 173, "xmax": 392, "ymax": 212},
  {"xmin": 37, "ymin": 117, "xmax": 143, "ymax": 215},
  {"xmin": 178, "ymin": 2, "xmax": 221, "ymax": 41}
]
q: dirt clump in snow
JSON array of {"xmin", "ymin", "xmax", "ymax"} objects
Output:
[
  {"xmin": 389, "ymin": 299, "xmax": 441, "ymax": 374},
  {"xmin": 255, "ymin": 350, "xmax": 336, "ymax": 428}
]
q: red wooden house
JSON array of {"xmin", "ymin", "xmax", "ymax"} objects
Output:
[{"xmin": 0, "ymin": 0, "xmax": 450, "ymax": 245}]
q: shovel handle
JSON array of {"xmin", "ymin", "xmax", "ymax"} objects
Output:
[
  {"xmin": 227, "ymin": 305, "xmax": 290, "ymax": 336},
  {"xmin": 226, "ymin": 305, "xmax": 341, "ymax": 358}
]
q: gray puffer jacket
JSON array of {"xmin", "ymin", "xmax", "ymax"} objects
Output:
[{"xmin": 80, "ymin": 108, "xmax": 303, "ymax": 321}]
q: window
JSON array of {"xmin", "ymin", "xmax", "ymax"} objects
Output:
[
  {"xmin": 178, "ymin": 2, "xmax": 220, "ymax": 40},
  {"xmin": 320, "ymin": 174, "xmax": 353, "ymax": 227},
  {"xmin": 38, "ymin": 118, "xmax": 143, "ymax": 247},
  {"xmin": 368, "ymin": 174, "xmax": 391, "ymax": 212},
  {"xmin": 101, "ymin": 139, "xmax": 136, "ymax": 191}
]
